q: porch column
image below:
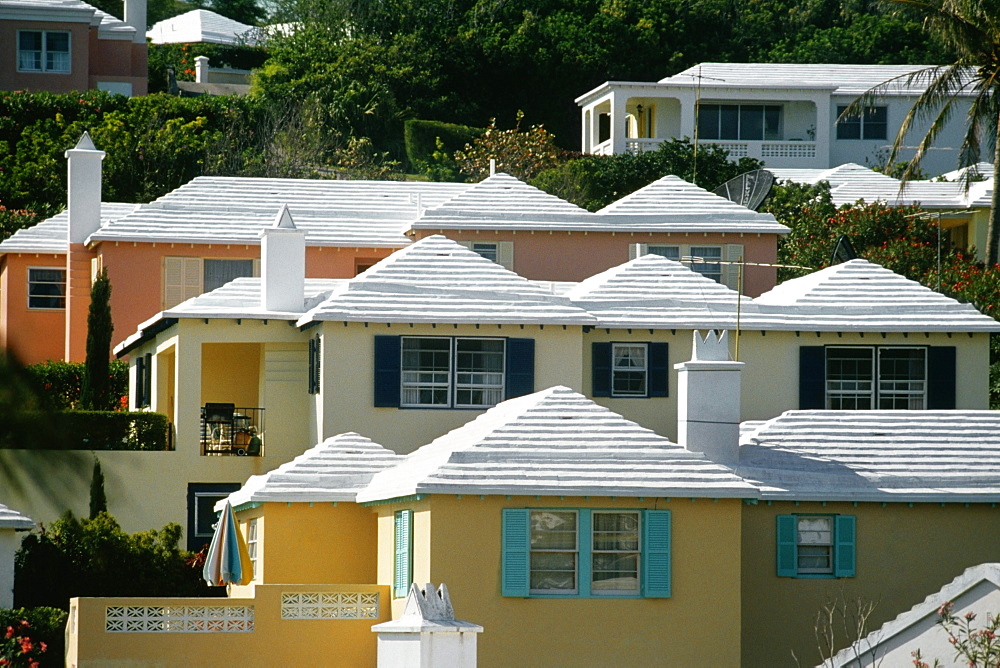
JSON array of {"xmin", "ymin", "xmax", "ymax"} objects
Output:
[
  {"xmin": 581, "ymin": 107, "xmax": 592, "ymax": 153},
  {"xmin": 610, "ymin": 92, "xmax": 628, "ymax": 155},
  {"xmin": 814, "ymin": 94, "xmax": 832, "ymax": 167}
]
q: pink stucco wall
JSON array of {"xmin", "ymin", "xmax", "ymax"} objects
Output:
[{"xmin": 0, "ymin": 253, "xmax": 66, "ymax": 364}]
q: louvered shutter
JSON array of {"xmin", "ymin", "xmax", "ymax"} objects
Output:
[
  {"xmin": 497, "ymin": 241, "xmax": 514, "ymax": 271},
  {"xmin": 834, "ymin": 515, "xmax": 856, "ymax": 578},
  {"xmin": 776, "ymin": 515, "xmax": 798, "ymax": 577},
  {"xmin": 373, "ymin": 336, "xmax": 401, "ymax": 407},
  {"xmin": 927, "ymin": 346, "xmax": 956, "ymax": 409},
  {"xmin": 643, "ymin": 510, "xmax": 671, "ymax": 597},
  {"xmin": 723, "ymin": 244, "xmax": 744, "ymax": 290},
  {"xmin": 393, "ymin": 510, "xmax": 413, "ymax": 598},
  {"xmin": 629, "ymin": 243, "xmax": 648, "ymax": 260},
  {"xmin": 162, "ymin": 257, "xmax": 202, "ymax": 309},
  {"xmin": 799, "ymin": 347, "xmax": 826, "ymax": 409},
  {"xmin": 648, "ymin": 342, "xmax": 669, "ymax": 397},
  {"xmin": 134, "ymin": 355, "xmax": 145, "ymax": 409},
  {"xmin": 501, "ymin": 509, "xmax": 530, "ymax": 596},
  {"xmin": 592, "ymin": 342, "xmax": 612, "ymax": 397},
  {"xmin": 504, "ymin": 338, "xmax": 534, "ymax": 399},
  {"xmin": 142, "ymin": 353, "xmax": 152, "ymax": 408}
]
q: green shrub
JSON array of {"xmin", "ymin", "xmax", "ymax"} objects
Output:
[
  {"xmin": 24, "ymin": 360, "xmax": 127, "ymax": 411},
  {"xmin": 15, "ymin": 512, "xmax": 216, "ymax": 611},
  {"xmin": 404, "ymin": 119, "xmax": 482, "ymax": 175},
  {"xmin": 0, "ymin": 607, "xmax": 67, "ymax": 666},
  {"xmin": 0, "ymin": 411, "xmax": 170, "ymax": 451},
  {"xmin": 148, "ymin": 42, "xmax": 269, "ymax": 94}
]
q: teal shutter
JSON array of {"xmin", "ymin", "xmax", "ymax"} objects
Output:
[
  {"xmin": 799, "ymin": 347, "xmax": 826, "ymax": 409},
  {"xmin": 834, "ymin": 515, "xmax": 856, "ymax": 578},
  {"xmin": 927, "ymin": 346, "xmax": 956, "ymax": 409},
  {"xmin": 643, "ymin": 510, "xmax": 671, "ymax": 598},
  {"xmin": 776, "ymin": 515, "xmax": 798, "ymax": 577},
  {"xmin": 501, "ymin": 509, "xmax": 530, "ymax": 596},
  {"xmin": 393, "ymin": 510, "xmax": 412, "ymax": 597},
  {"xmin": 374, "ymin": 336, "xmax": 401, "ymax": 407},
  {"xmin": 504, "ymin": 338, "xmax": 535, "ymax": 399},
  {"xmin": 592, "ymin": 342, "xmax": 611, "ymax": 397},
  {"xmin": 648, "ymin": 342, "xmax": 669, "ymax": 397}
]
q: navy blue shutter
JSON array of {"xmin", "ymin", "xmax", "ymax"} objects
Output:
[
  {"xmin": 142, "ymin": 353, "xmax": 152, "ymax": 407},
  {"xmin": 374, "ymin": 336, "xmax": 401, "ymax": 407},
  {"xmin": 592, "ymin": 342, "xmax": 612, "ymax": 397},
  {"xmin": 776, "ymin": 515, "xmax": 798, "ymax": 577},
  {"xmin": 834, "ymin": 515, "xmax": 856, "ymax": 578},
  {"xmin": 799, "ymin": 347, "xmax": 826, "ymax": 409},
  {"xmin": 504, "ymin": 338, "xmax": 535, "ymax": 399},
  {"xmin": 501, "ymin": 509, "xmax": 530, "ymax": 596},
  {"xmin": 927, "ymin": 346, "xmax": 956, "ymax": 409},
  {"xmin": 135, "ymin": 356, "xmax": 146, "ymax": 408},
  {"xmin": 648, "ymin": 342, "xmax": 669, "ymax": 397}
]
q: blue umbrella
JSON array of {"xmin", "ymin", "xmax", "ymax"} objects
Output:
[{"xmin": 202, "ymin": 500, "xmax": 253, "ymax": 586}]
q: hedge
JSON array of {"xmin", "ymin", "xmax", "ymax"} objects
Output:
[{"xmin": 0, "ymin": 412, "xmax": 171, "ymax": 451}]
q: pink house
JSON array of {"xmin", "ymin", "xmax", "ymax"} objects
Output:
[{"xmin": 0, "ymin": 0, "xmax": 147, "ymax": 96}]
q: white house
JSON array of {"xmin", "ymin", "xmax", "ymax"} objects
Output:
[{"xmin": 576, "ymin": 63, "xmax": 978, "ymax": 175}]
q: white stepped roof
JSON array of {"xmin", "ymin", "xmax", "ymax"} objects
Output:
[
  {"xmin": 0, "ymin": 203, "xmax": 138, "ymax": 254},
  {"xmin": 660, "ymin": 63, "xmax": 953, "ymax": 95},
  {"xmin": 221, "ymin": 433, "xmax": 402, "ymax": 507},
  {"xmin": 88, "ymin": 177, "xmax": 472, "ymax": 248},
  {"xmin": 596, "ymin": 176, "xmax": 788, "ymax": 234},
  {"xmin": 410, "ymin": 173, "xmax": 594, "ymax": 230},
  {"xmin": 738, "ymin": 411, "xmax": 1000, "ymax": 502},
  {"xmin": 0, "ymin": 503, "xmax": 34, "ymax": 530},
  {"xmin": 0, "ymin": 0, "xmax": 134, "ymax": 37},
  {"xmin": 754, "ymin": 259, "xmax": 1000, "ymax": 332},
  {"xmin": 301, "ymin": 235, "xmax": 595, "ymax": 326},
  {"xmin": 937, "ymin": 162, "xmax": 994, "ymax": 182},
  {"xmin": 147, "ymin": 9, "xmax": 259, "ymax": 46},
  {"xmin": 566, "ymin": 255, "xmax": 752, "ymax": 329},
  {"xmin": 357, "ymin": 386, "xmax": 756, "ymax": 502}
]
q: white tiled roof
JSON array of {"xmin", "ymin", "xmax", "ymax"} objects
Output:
[
  {"xmin": 221, "ymin": 433, "xmax": 402, "ymax": 508},
  {"xmin": 937, "ymin": 162, "xmax": 994, "ymax": 182},
  {"xmin": 357, "ymin": 386, "xmax": 756, "ymax": 502},
  {"xmin": 0, "ymin": 503, "xmax": 34, "ymax": 530},
  {"xmin": 147, "ymin": 9, "xmax": 258, "ymax": 45},
  {"xmin": 300, "ymin": 235, "xmax": 595, "ymax": 326},
  {"xmin": 0, "ymin": 203, "xmax": 138, "ymax": 254},
  {"xmin": 165, "ymin": 277, "xmax": 342, "ymax": 319},
  {"xmin": 738, "ymin": 411, "xmax": 1000, "ymax": 502},
  {"xmin": 661, "ymin": 63, "xmax": 960, "ymax": 95},
  {"xmin": 88, "ymin": 177, "xmax": 472, "ymax": 247},
  {"xmin": 754, "ymin": 259, "xmax": 1000, "ymax": 331},
  {"xmin": 0, "ymin": 0, "xmax": 133, "ymax": 37}
]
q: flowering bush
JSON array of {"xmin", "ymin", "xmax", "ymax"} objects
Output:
[
  {"xmin": 912, "ymin": 601, "xmax": 1000, "ymax": 667},
  {"xmin": 0, "ymin": 620, "xmax": 48, "ymax": 667}
]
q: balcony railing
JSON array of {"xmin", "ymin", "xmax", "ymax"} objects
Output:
[
  {"xmin": 200, "ymin": 404, "xmax": 265, "ymax": 457},
  {"xmin": 620, "ymin": 138, "xmax": 818, "ymax": 165}
]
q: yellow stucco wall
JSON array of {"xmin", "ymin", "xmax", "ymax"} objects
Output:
[
  {"xmin": 243, "ymin": 502, "xmax": 379, "ymax": 585},
  {"xmin": 376, "ymin": 495, "xmax": 743, "ymax": 668},
  {"xmin": 201, "ymin": 342, "xmax": 260, "ymax": 407},
  {"xmin": 67, "ymin": 584, "xmax": 389, "ymax": 667},
  {"xmin": 741, "ymin": 501, "xmax": 1000, "ymax": 667},
  {"xmin": 319, "ymin": 322, "xmax": 586, "ymax": 453}
]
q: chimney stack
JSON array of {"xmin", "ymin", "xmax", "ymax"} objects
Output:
[
  {"xmin": 259, "ymin": 205, "xmax": 305, "ymax": 312},
  {"xmin": 124, "ymin": 0, "xmax": 147, "ymax": 44},
  {"xmin": 674, "ymin": 330, "xmax": 744, "ymax": 466},
  {"xmin": 65, "ymin": 132, "xmax": 105, "ymax": 245}
]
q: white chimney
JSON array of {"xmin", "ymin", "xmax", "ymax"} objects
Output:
[
  {"xmin": 64, "ymin": 132, "xmax": 106, "ymax": 245},
  {"xmin": 195, "ymin": 56, "xmax": 209, "ymax": 83},
  {"xmin": 259, "ymin": 205, "xmax": 305, "ymax": 312},
  {"xmin": 124, "ymin": 0, "xmax": 147, "ymax": 44},
  {"xmin": 674, "ymin": 330, "xmax": 744, "ymax": 466}
]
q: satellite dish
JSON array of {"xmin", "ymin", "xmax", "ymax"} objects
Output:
[
  {"xmin": 713, "ymin": 169, "xmax": 775, "ymax": 211},
  {"xmin": 830, "ymin": 234, "xmax": 858, "ymax": 265}
]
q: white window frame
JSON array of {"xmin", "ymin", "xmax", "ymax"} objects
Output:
[
  {"xmin": 245, "ymin": 518, "xmax": 259, "ymax": 581},
  {"xmin": 635, "ymin": 243, "xmax": 743, "ymax": 289},
  {"xmin": 400, "ymin": 337, "xmax": 505, "ymax": 408},
  {"xmin": 825, "ymin": 346, "xmax": 927, "ymax": 410},
  {"xmin": 27, "ymin": 267, "xmax": 66, "ymax": 310},
  {"xmin": 529, "ymin": 510, "xmax": 579, "ymax": 595},
  {"xmin": 454, "ymin": 240, "xmax": 515, "ymax": 271},
  {"xmin": 611, "ymin": 343, "xmax": 648, "ymax": 398},
  {"xmin": 698, "ymin": 103, "xmax": 782, "ymax": 141},
  {"xmin": 17, "ymin": 30, "xmax": 71, "ymax": 74},
  {"xmin": 796, "ymin": 515, "xmax": 834, "ymax": 575},
  {"xmin": 591, "ymin": 511, "xmax": 640, "ymax": 596}
]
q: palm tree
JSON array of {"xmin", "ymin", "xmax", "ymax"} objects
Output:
[{"xmin": 849, "ymin": 0, "xmax": 1000, "ymax": 264}]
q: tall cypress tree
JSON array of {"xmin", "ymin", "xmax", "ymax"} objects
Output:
[
  {"xmin": 81, "ymin": 269, "xmax": 114, "ymax": 411},
  {"xmin": 89, "ymin": 458, "xmax": 108, "ymax": 519}
]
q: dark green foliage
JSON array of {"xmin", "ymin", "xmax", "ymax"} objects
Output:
[
  {"xmin": 0, "ymin": 607, "xmax": 67, "ymax": 666},
  {"xmin": 203, "ymin": 0, "xmax": 267, "ymax": 25},
  {"xmin": 23, "ymin": 360, "xmax": 127, "ymax": 411},
  {"xmin": 15, "ymin": 512, "xmax": 217, "ymax": 611},
  {"xmin": 89, "ymin": 459, "xmax": 107, "ymax": 519},
  {"xmin": 0, "ymin": 354, "xmax": 75, "ymax": 451},
  {"xmin": 81, "ymin": 270, "xmax": 113, "ymax": 412},
  {"xmin": 0, "ymin": 411, "xmax": 172, "ymax": 451},
  {"xmin": 404, "ymin": 119, "xmax": 482, "ymax": 173},
  {"xmin": 532, "ymin": 139, "xmax": 763, "ymax": 211}
]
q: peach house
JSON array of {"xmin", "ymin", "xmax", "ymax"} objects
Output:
[
  {"xmin": 0, "ymin": 135, "xmax": 788, "ymax": 365},
  {"xmin": 0, "ymin": 0, "xmax": 147, "ymax": 96}
]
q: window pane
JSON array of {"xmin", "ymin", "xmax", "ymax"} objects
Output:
[
  {"xmin": 203, "ymin": 259, "xmax": 254, "ymax": 292},
  {"xmin": 689, "ymin": 246, "xmax": 723, "ymax": 283},
  {"xmin": 764, "ymin": 106, "xmax": 782, "ymax": 140},
  {"xmin": 647, "ymin": 245, "xmax": 680, "ymax": 261},
  {"xmin": 45, "ymin": 32, "xmax": 70, "ymax": 72},
  {"xmin": 719, "ymin": 105, "xmax": 739, "ymax": 140},
  {"xmin": 878, "ymin": 348, "xmax": 926, "ymax": 409},
  {"xmin": 472, "ymin": 242, "xmax": 498, "ymax": 263},
  {"xmin": 827, "ymin": 347, "xmax": 873, "ymax": 409},
  {"xmin": 592, "ymin": 512, "xmax": 639, "ymax": 594},
  {"xmin": 28, "ymin": 268, "xmax": 66, "ymax": 309},
  {"xmin": 530, "ymin": 511, "xmax": 577, "ymax": 593},
  {"xmin": 454, "ymin": 338, "xmax": 504, "ymax": 407},
  {"xmin": 698, "ymin": 105, "xmax": 720, "ymax": 140},
  {"xmin": 739, "ymin": 105, "xmax": 764, "ymax": 140},
  {"xmin": 18, "ymin": 32, "xmax": 42, "ymax": 71},
  {"xmin": 863, "ymin": 106, "xmax": 888, "ymax": 140},
  {"xmin": 401, "ymin": 338, "xmax": 451, "ymax": 407},
  {"xmin": 612, "ymin": 344, "xmax": 647, "ymax": 396},
  {"xmin": 836, "ymin": 105, "xmax": 862, "ymax": 140}
]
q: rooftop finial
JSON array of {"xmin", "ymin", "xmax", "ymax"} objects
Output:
[{"xmin": 692, "ymin": 330, "xmax": 730, "ymax": 361}]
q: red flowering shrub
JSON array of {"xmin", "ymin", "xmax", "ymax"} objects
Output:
[
  {"xmin": 0, "ymin": 620, "xmax": 48, "ymax": 667},
  {"xmin": 912, "ymin": 601, "xmax": 1000, "ymax": 667}
]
